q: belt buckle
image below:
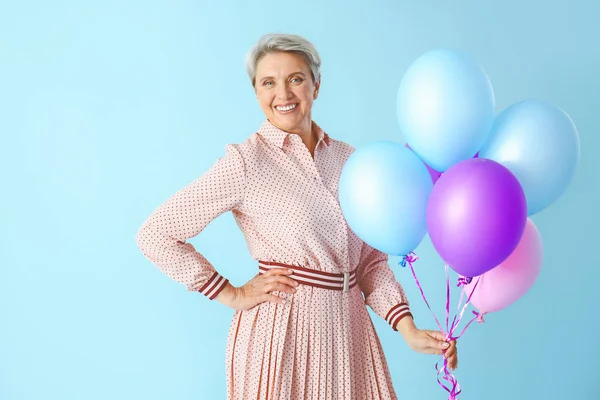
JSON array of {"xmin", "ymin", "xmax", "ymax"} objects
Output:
[{"xmin": 342, "ymin": 272, "xmax": 350, "ymax": 293}]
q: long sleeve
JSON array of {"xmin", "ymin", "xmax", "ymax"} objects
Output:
[
  {"xmin": 356, "ymin": 241, "xmax": 413, "ymax": 331},
  {"xmin": 135, "ymin": 144, "xmax": 246, "ymax": 300}
]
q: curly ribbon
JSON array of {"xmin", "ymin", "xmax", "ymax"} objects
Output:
[
  {"xmin": 457, "ymin": 276, "xmax": 473, "ymax": 286},
  {"xmin": 399, "ymin": 253, "xmax": 484, "ymax": 400},
  {"xmin": 400, "ymin": 252, "xmax": 444, "ymax": 333},
  {"xmin": 399, "ymin": 252, "xmax": 418, "ymax": 268}
]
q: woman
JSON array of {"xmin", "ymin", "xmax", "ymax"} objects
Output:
[{"xmin": 136, "ymin": 33, "xmax": 457, "ymax": 399}]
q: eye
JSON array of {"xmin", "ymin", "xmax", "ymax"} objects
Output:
[
  {"xmin": 290, "ymin": 76, "xmax": 304, "ymax": 84},
  {"xmin": 262, "ymin": 80, "xmax": 273, "ymax": 87}
]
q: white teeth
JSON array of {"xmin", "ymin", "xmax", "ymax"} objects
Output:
[{"xmin": 276, "ymin": 104, "xmax": 297, "ymax": 112}]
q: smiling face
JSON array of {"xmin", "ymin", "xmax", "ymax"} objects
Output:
[{"xmin": 254, "ymin": 51, "xmax": 320, "ymax": 135}]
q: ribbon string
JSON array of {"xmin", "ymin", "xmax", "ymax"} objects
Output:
[{"xmin": 399, "ymin": 253, "xmax": 485, "ymax": 400}]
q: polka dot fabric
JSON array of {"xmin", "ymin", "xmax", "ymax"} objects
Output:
[{"xmin": 136, "ymin": 119, "xmax": 413, "ymax": 399}]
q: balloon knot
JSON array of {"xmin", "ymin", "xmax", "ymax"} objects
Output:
[
  {"xmin": 473, "ymin": 310, "xmax": 485, "ymax": 323},
  {"xmin": 399, "ymin": 252, "xmax": 418, "ymax": 268},
  {"xmin": 457, "ymin": 276, "xmax": 473, "ymax": 287}
]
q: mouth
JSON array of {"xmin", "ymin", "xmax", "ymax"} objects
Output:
[{"xmin": 274, "ymin": 103, "xmax": 298, "ymax": 113}]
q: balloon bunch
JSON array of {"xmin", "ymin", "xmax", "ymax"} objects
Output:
[{"xmin": 339, "ymin": 49, "xmax": 580, "ymax": 399}]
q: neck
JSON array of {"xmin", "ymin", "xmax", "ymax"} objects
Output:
[
  {"xmin": 289, "ymin": 119, "xmax": 317, "ymax": 157},
  {"xmin": 300, "ymin": 119, "xmax": 316, "ymax": 141},
  {"xmin": 270, "ymin": 118, "xmax": 315, "ymax": 143},
  {"xmin": 296, "ymin": 119, "xmax": 314, "ymax": 142}
]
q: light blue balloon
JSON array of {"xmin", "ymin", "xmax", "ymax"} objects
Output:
[
  {"xmin": 397, "ymin": 49, "xmax": 495, "ymax": 172},
  {"xmin": 479, "ymin": 99, "xmax": 580, "ymax": 215},
  {"xmin": 338, "ymin": 141, "xmax": 433, "ymax": 256}
]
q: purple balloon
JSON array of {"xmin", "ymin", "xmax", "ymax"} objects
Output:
[
  {"xmin": 405, "ymin": 143, "xmax": 442, "ymax": 183},
  {"xmin": 426, "ymin": 158, "xmax": 527, "ymax": 277}
]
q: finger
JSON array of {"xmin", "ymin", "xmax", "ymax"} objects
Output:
[
  {"xmin": 434, "ymin": 342, "xmax": 449, "ymax": 355},
  {"xmin": 265, "ymin": 275, "xmax": 299, "ymax": 291},
  {"xmin": 426, "ymin": 330, "xmax": 447, "ymax": 342},
  {"xmin": 424, "ymin": 331, "xmax": 450, "ymax": 354},
  {"xmin": 423, "ymin": 340, "xmax": 448, "ymax": 354},
  {"xmin": 451, "ymin": 341, "xmax": 458, "ymax": 370},
  {"xmin": 274, "ymin": 276, "xmax": 299, "ymax": 288},
  {"xmin": 445, "ymin": 340, "xmax": 457, "ymax": 356},
  {"xmin": 263, "ymin": 293, "xmax": 287, "ymax": 305},
  {"xmin": 448, "ymin": 354, "xmax": 458, "ymax": 371},
  {"xmin": 434, "ymin": 331, "xmax": 451, "ymax": 351},
  {"xmin": 444, "ymin": 346, "xmax": 456, "ymax": 360},
  {"xmin": 444, "ymin": 343, "xmax": 458, "ymax": 370},
  {"xmin": 264, "ymin": 268, "xmax": 294, "ymax": 277},
  {"xmin": 265, "ymin": 282, "xmax": 297, "ymax": 294},
  {"xmin": 425, "ymin": 341, "xmax": 446, "ymax": 355}
]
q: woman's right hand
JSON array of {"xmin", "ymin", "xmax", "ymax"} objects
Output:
[{"xmin": 227, "ymin": 268, "xmax": 299, "ymax": 311}]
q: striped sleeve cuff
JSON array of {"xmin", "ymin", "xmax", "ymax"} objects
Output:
[
  {"xmin": 385, "ymin": 303, "xmax": 413, "ymax": 331},
  {"xmin": 197, "ymin": 272, "xmax": 229, "ymax": 300}
]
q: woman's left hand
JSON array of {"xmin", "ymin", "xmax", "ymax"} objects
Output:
[{"xmin": 403, "ymin": 327, "xmax": 458, "ymax": 371}]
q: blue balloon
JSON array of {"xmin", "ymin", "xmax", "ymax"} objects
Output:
[
  {"xmin": 396, "ymin": 49, "xmax": 495, "ymax": 172},
  {"xmin": 479, "ymin": 99, "xmax": 580, "ymax": 215},
  {"xmin": 338, "ymin": 141, "xmax": 433, "ymax": 256}
]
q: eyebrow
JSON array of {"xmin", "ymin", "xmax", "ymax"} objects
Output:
[{"xmin": 259, "ymin": 71, "xmax": 307, "ymax": 82}]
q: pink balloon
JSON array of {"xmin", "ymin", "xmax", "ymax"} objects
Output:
[{"xmin": 463, "ymin": 218, "xmax": 543, "ymax": 314}]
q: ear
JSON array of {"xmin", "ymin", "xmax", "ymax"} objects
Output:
[{"xmin": 313, "ymin": 80, "xmax": 321, "ymax": 100}]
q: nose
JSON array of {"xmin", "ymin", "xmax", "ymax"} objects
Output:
[{"xmin": 275, "ymin": 81, "xmax": 293, "ymax": 101}]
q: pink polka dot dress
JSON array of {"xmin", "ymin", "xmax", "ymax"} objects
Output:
[{"xmin": 136, "ymin": 119, "xmax": 413, "ymax": 399}]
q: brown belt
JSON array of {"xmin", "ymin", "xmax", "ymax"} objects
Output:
[{"xmin": 258, "ymin": 260, "xmax": 357, "ymax": 293}]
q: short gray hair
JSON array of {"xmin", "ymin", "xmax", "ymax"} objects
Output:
[{"xmin": 245, "ymin": 33, "xmax": 322, "ymax": 87}]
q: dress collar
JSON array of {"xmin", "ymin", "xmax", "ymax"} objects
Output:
[{"xmin": 257, "ymin": 119, "xmax": 330, "ymax": 149}]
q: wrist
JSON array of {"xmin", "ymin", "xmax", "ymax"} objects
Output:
[
  {"xmin": 214, "ymin": 282, "xmax": 238, "ymax": 308},
  {"xmin": 396, "ymin": 315, "xmax": 418, "ymax": 339}
]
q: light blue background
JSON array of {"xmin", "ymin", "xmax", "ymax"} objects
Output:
[{"xmin": 1, "ymin": 1, "xmax": 598, "ymax": 399}]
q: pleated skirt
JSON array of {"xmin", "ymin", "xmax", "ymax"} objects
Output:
[{"xmin": 225, "ymin": 282, "xmax": 399, "ymax": 400}]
